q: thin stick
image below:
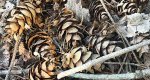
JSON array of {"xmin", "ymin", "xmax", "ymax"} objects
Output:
[
  {"xmin": 0, "ymin": 69, "xmax": 29, "ymax": 75},
  {"xmin": 5, "ymin": 38, "xmax": 20, "ymax": 80},
  {"xmin": 104, "ymin": 62, "xmax": 145, "ymax": 67},
  {"xmin": 69, "ymin": 69, "xmax": 150, "ymax": 79},
  {"xmin": 57, "ymin": 40, "xmax": 150, "ymax": 79}
]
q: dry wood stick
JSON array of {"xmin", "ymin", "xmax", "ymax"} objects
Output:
[
  {"xmin": 57, "ymin": 40, "xmax": 150, "ymax": 79},
  {"xmin": 69, "ymin": 68, "xmax": 150, "ymax": 79},
  {"xmin": 0, "ymin": 69, "xmax": 29, "ymax": 75},
  {"xmin": 5, "ymin": 38, "xmax": 20, "ymax": 80}
]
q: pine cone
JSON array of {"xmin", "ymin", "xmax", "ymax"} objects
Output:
[
  {"xmin": 52, "ymin": 8, "xmax": 85, "ymax": 49},
  {"xmin": 4, "ymin": 1, "xmax": 43, "ymax": 40},
  {"xmin": 61, "ymin": 46, "xmax": 102, "ymax": 73},
  {"xmin": 89, "ymin": 0, "xmax": 116, "ymax": 23},
  {"xmin": 29, "ymin": 58, "xmax": 60, "ymax": 80},
  {"xmin": 26, "ymin": 31, "xmax": 57, "ymax": 59},
  {"xmin": 117, "ymin": 1, "xmax": 140, "ymax": 16},
  {"xmin": 85, "ymin": 35, "xmax": 123, "ymax": 56}
]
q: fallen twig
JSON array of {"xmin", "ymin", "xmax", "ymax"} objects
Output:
[
  {"xmin": 0, "ymin": 69, "xmax": 29, "ymax": 75},
  {"xmin": 57, "ymin": 40, "xmax": 150, "ymax": 79},
  {"xmin": 69, "ymin": 69, "xmax": 150, "ymax": 79},
  {"xmin": 103, "ymin": 62, "xmax": 145, "ymax": 68},
  {"xmin": 5, "ymin": 37, "xmax": 20, "ymax": 80}
]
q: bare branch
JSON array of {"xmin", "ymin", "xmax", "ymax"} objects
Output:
[
  {"xmin": 5, "ymin": 37, "xmax": 20, "ymax": 80},
  {"xmin": 57, "ymin": 40, "xmax": 150, "ymax": 79},
  {"xmin": 69, "ymin": 69, "xmax": 150, "ymax": 79},
  {"xmin": 0, "ymin": 69, "xmax": 29, "ymax": 75}
]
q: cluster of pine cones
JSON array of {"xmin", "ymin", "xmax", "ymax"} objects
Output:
[{"xmin": 1, "ymin": 0, "xmax": 150, "ymax": 80}]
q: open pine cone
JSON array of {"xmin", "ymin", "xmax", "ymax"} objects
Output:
[
  {"xmin": 29, "ymin": 58, "xmax": 61, "ymax": 80},
  {"xmin": 52, "ymin": 8, "xmax": 85, "ymax": 49},
  {"xmin": 25, "ymin": 31, "xmax": 57, "ymax": 59},
  {"xmin": 89, "ymin": 0, "xmax": 116, "ymax": 23},
  {"xmin": 85, "ymin": 35, "xmax": 123, "ymax": 56},
  {"xmin": 61, "ymin": 46, "xmax": 102, "ymax": 73},
  {"xmin": 117, "ymin": 0, "xmax": 149, "ymax": 16},
  {"xmin": 4, "ymin": 1, "xmax": 43, "ymax": 40}
]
